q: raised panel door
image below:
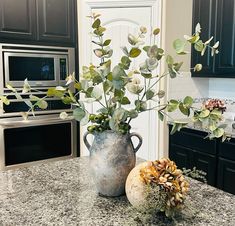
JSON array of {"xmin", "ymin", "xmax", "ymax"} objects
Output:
[
  {"xmin": 0, "ymin": 0, "xmax": 36, "ymax": 40},
  {"xmin": 37, "ymin": 0, "xmax": 75, "ymax": 45},
  {"xmin": 215, "ymin": 0, "xmax": 235, "ymax": 76}
]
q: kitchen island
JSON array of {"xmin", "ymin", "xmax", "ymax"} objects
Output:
[{"xmin": 0, "ymin": 157, "xmax": 235, "ymax": 226}]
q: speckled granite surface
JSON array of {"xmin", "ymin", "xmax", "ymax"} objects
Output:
[{"xmin": 0, "ymin": 157, "xmax": 235, "ymax": 226}]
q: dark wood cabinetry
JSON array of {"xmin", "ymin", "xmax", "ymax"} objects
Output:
[
  {"xmin": 37, "ymin": 0, "xmax": 75, "ymax": 45},
  {"xmin": 169, "ymin": 126, "xmax": 235, "ymax": 194},
  {"xmin": 0, "ymin": 0, "xmax": 76, "ymax": 46},
  {"xmin": 192, "ymin": 0, "xmax": 235, "ymax": 77},
  {"xmin": 0, "ymin": 0, "xmax": 36, "ymax": 40},
  {"xmin": 169, "ymin": 127, "xmax": 217, "ymax": 186}
]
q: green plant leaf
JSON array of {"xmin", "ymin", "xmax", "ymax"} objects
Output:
[
  {"xmin": 167, "ymin": 99, "xmax": 179, "ymax": 112},
  {"xmin": 166, "ymin": 55, "xmax": 174, "ymax": 65},
  {"xmin": 153, "ymin": 28, "xmax": 160, "ymax": 36},
  {"xmin": 179, "ymin": 103, "xmax": 190, "ymax": 116},
  {"xmin": 213, "ymin": 128, "xmax": 225, "ymax": 138},
  {"xmin": 194, "ymin": 40, "xmax": 204, "ymax": 52},
  {"xmin": 129, "ymin": 48, "xmax": 141, "ymax": 58},
  {"xmin": 73, "ymin": 108, "xmax": 86, "ymax": 121},
  {"xmin": 199, "ymin": 109, "xmax": 210, "ymax": 118},
  {"xmin": 146, "ymin": 89, "xmax": 155, "ymax": 100},
  {"xmin": 91, "ymin": 86, "xmax": 102, "ymax": 99},
  {"xmin": 183, "ymin": 96, "xmax": 193, "ymax": 107},
  {"xmin": 120, "ymin": 96, "xmax": 130, "ymax": 105},
  {"xmin": 103, "ymin": 39, "xmax": 111, "ymax": 46},
  {"xmin": 128, "ymin": 110, "xmax": 138, "ymax": 119},
  {"xmin": 173, "ymin": 39, "xmax": 186, "ymax": 54},
  {"xmin": 80, "ymin": 112, "xmax": 90, "ymax": 126},
  {"xmin": 0, "ymin": 96, "xmax": 10, "ymax": 105},
  {"xmin": 92, "ymin": 19, "xmax": 101, "ymax": 29},
  {"xmin": 112, "ymin": 65, "xmax": 126, "ymax": 80}
]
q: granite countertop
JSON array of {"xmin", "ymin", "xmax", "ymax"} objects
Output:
[{"xmin": 0, "ymin": 157, "xmax": 235, "ymax": 226}]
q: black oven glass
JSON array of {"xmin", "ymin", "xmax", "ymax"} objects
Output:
[
  {"xmin": 4, "ymin": 122, "xmax": 72, "ymax": 165},
  {"xmin": 8, "ymin": 56, "xmax": 55, "ymax": 81}
]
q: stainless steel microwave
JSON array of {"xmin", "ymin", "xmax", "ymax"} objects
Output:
[{"xmin": 0, "ymin": 43, "xmax": 75, "ymax": 89}]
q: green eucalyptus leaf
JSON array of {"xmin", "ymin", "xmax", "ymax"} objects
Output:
[
  {"xmin": 213, "ymin": 128, "xmax": 225, "ymax": 138},
  {"xmin": 199, "ymin": 109, "xmax": 210, "ymax": 118},
  {"xmin": 112, "ymin": 65, "xmax": 126, "ymax": 80},
  {"xmin": 143, "ymin": 46, "xmax": 151, "ymax": 52},
  {"xmin": 166, "ymin": 55, "xmax": 174, "ymax": 65},
  {"xmin": 167, "ymin": 99, "xmax": 179, "ymax": 112},
  {"xmin": 179, "ymin": 103, "xmax": 190, "ymax": 116},
  {"xmin": 183, "ymin": 96, "xmax": 193, "ymax": 107},
  {"xmin": 103, "ymin": 39, "xmax": 111, "ymax": 46},
  {"xmin": 120, "ymin": 96, "xmax": 130, "ymax": 105},
  {"xmin": 129, "ymin": 48, "xmax": 141, "ymax": 58},
  {"xmin": 92, "ymin": 19, "xmax": 101, "ymax": 29},
  {"xmin": 73, "ymin": 108, "xmax": 86, "ymax": 121},
  {"xmin": 173, "ymin": 39, "xmax": 186, "ymax": 54},
  {"xmin": 146, "ymin": 89, "xmax": 155, "ymax": 100},
  {"xmin": 37, "ymin": 100, "xmax": 48, "ymax": 109},
  {"xmin": 153, "ymin": 28, "xmax": 160, "ymax": 36},
  {"xmin": 0, "ymin": 96, "xmax": 10, "ymax": 105},
  {"xmin": 91, "ymin": 86, "xmax": 102, "ymax": 99},
  {"xmin": 194, "ymin": 40, "xmax": 204, "ymax": 52},
  {"xmin": 128, "ymin": 110, "xmax": 138, "ymax": 119},
  {"xmin": 80, "ymin": 112, "xmax": 90, "ymax": 126},
  {"xmin": 121, "ymin": 46, "xmax": 129, "ymax": 56}
]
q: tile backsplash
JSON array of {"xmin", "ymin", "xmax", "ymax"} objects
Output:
[{"xmin": 168, "ymin": 72, "xmax": 235, "ymax": 118}]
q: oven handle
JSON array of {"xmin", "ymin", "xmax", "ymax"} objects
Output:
[{"xmin": 0, "ymin": 117, "xmax": 75, "ymax": 127}]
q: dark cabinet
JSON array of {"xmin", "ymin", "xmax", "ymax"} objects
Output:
[
  {"xmin": 192, "ymin": 151, "xmax": 216, "ymax": 186},
  {"xmin": 169, "ymin": 125, "xmax": 235, "ymax": 194},
  {"xmin": 0, "ymin": 0, "xmax": 76, "ymax": 46},
  {"xmin": 217, "ymin": 158, "xmax": 235, "ymax": 195},
  {"xmin": 0, "ymin": 0, "xmax": 36, "ymax": 40},
  {"xmin": 169, "ymin": 126, "xmax": 217, "ymax": 186},
  {"xmin": 192, "ymin": 0, "xmax": 235, "ymax": 77},
  {"xmin": 37, "ymin": 0, "xmax": 75, "ymax": 45}
]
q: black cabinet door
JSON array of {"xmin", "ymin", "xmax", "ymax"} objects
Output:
[
  {"xmin": 217, "ymin": 158, "xmax": 235, "ymax": 195},
  {"xmin": 192, "ymin": 151, "xmax": 217, "ymax": 186},
  {"xmin": 169, "ymin": 144, "xmax": 192, "ymax": 169},
  {"xmin": 37, "ymin": 0, "xmax": 75, "ymax": 45},
  {"xmin": 191, "ymin": 0, "xmax": 216, "ymax": 77},
  {"xmin": 0, "ymin": 0, "xmax": 36, "ymax": 41},
  {"xmin": 215, "ymin": 0, "xmax": 235, "ymax": 76}
]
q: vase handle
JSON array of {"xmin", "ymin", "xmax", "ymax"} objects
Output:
[
  {"xmin": 83, "ymin": 131, "xmax": 92, "ymax": 151},
  {"xmin": 130, "ymin": 133, "xmax": 143, "ymax": 153}
]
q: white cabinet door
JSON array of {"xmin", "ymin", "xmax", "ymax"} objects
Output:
[{"xmin": 78, "ymin": 0, "xmax": 161, "ymax": 160}]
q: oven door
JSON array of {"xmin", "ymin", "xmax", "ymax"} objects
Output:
[
  {"xmin": 0, "ymin": 116, "xmax": 77, "ymax": 170},
  {"xmin": 4, "ymin": 52, "xmax": 68, "ymax": 87}
]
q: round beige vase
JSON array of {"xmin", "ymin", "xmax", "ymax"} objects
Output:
[{"xmin": 125, "ymin": 162, "xmax": 150, "ymax": 208}]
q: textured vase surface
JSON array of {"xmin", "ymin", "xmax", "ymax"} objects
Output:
[{"xmin": 83, "ymin": 130, "xmax": 142, "ymax": 197}]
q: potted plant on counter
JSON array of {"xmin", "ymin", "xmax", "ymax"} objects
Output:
[{"xmin": 0, "ymin": 14, "xmax": 223, "ymax": 197}]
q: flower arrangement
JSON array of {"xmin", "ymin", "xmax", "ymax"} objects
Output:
[
  {"xmin": 139, "ymin": 158, "xmax": 189, "ymax": 217},
  {"xmin": 0, "ymin": 14, "xmax": 225, "ymax": 140},
  {"xmin": 203, "ymin": 99, "xmax": 226, "ymax": 114}
]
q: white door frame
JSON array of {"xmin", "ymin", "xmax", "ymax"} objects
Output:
[{"xmin": 77, "ymin": 0, "xmax": 163, "ymax": 159}]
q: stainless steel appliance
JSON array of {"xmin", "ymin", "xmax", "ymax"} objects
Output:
[
  {"xmin": 0, "ymin": 43, "xmax": 75, "ymax": 88},
  {"xmin": 0, "ymin": 115, "xmax": 77, "ymax": 170},
  {"xmin": 0, "ymin": 43, "xmax": 75, "ymax": 117},
  {"xmin": 0, "ymin": 44, "xmax": 78, "ymax": 170}
]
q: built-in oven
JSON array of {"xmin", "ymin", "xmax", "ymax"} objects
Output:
[
  {"xmin": 0, "ymin": 43, "xmax": 75, "ymax": 89},
  {"xmin": 0, "ymin": 115, "xmax": 77, "ymax": 170}
]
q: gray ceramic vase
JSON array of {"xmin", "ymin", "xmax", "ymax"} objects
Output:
[{"xmin": 83, "ymin": 130, "xmax": 142, "ymax": 197}]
